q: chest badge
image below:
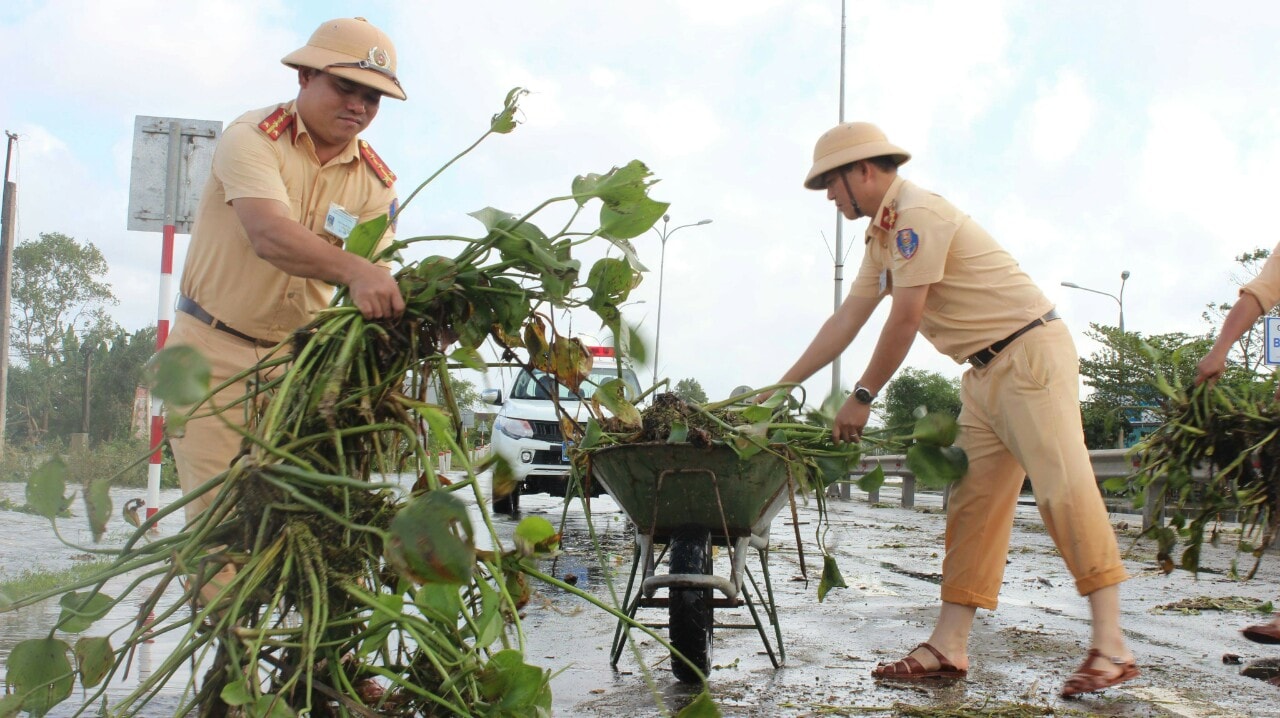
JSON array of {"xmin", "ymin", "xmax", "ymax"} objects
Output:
[
  {"xmin": 895, "ymin": 228, "xmax": 919, "ymax": 259},
  {"xmin": 879, "ymin": 200, "xmax": 898, "ymax": 231}
]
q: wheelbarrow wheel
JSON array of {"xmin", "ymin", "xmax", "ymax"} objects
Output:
[
  {"xmin": 668, "ymin": 525, "xmax": 713, "ymax": 683},
  {"xmin": 493, "ymin": 484, "xmax": 520, "ymax": 515}
]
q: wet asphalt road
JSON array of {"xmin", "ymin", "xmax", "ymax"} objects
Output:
[{"xmin": 6, "ymin": 479, "xmax": 1280, "ymax": 716}]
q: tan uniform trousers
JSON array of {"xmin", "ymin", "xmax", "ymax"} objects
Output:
[
  {"xmin": 943, "ymin": 319, "xmax": 1129, "ymax": 610},
  {"xmin": 168, "ymin": 313, "xmax": 281, "ymax": 523}
]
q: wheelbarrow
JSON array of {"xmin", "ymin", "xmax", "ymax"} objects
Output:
[{"xmin": 589, "ymin": 442, "xmax": 793, "ymax": 683}]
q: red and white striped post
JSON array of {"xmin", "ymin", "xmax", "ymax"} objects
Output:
[{"xmin": 147, "ymin": 122, "xmax": 182, "ymax": 524}]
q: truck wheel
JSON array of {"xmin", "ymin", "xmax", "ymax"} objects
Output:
[
  {"xmin": 668, "ymin": 525, "xmax": 713, "ymax": 683},
  {"xmin": 493, "ymin": 485, "xmax": 521, "ymax": 515}
]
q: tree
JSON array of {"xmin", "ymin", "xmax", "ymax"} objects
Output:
[
  {"xmin": 673, "ymin": 377, "xmax": 708, "ymax": 404},
  {"xmin": 10, "ymin": 232, "xmax": 118, "ymax": 364},
  {"xmin": 881, "ymin": 368, "xmax": 961, "ymax": 434},
  {"xmin": 1078, "ymin": 325, "xmax": 1213, "ymax": 448}
]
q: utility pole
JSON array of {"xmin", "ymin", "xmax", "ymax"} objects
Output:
[
  {"xmin": 0, "ymin": 131, "xmax": 17, "ymax": 458},
  {"xmin": 830, "ymin": 0, "xmax": 848, "ymax": 404}
]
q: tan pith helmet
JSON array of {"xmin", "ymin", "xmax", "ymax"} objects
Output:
[
  {"xmin": 803, "ymin": 122, "xmax": 909, "ymax": 190},
  {"xmin": 282, "ymin": 17, "xmax": 406, "ymax": 100}
]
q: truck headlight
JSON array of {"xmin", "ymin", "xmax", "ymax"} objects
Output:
[{"xmin": 496, "ymin": 416, "xmax": 534, "ymax": 440}]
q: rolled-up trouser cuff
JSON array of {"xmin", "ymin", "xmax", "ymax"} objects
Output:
[
  {"xmin": 1075, "ymin": 565, "xmax": 1130, "ymax": 597},
  {"xmin": 941, "ymin": 583, "xmax": 999, "ymax": 611}
]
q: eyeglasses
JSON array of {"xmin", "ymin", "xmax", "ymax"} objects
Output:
[{"xmin": 326, "ymin": 46, "xmax": 401, "ymax": 90}]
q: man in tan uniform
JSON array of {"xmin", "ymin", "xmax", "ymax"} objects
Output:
[
  {"xmin": 169, "ymin": 18, "xmax": 406, "ymax": 571},
  {"xmin": 772, "ymin": 123, "xmax": 1137, "ymax": 697},
  {"xmin": 1196, "ymin": 244, "xmax": 1280, "ymax": 650}
]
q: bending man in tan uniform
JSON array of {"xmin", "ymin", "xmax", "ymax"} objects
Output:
[
  {"xmin": 771, "ymin": 123, "xmax": 1137, "ymax": 697},
  {"xmin": 1195, "ymin": 244, "xmax": 1280, "ymax": 650},
  {"xmin": 168, "ymin": 17, "xmax": 406, "ymax": 597}
]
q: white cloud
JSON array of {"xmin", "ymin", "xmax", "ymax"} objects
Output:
[{"xmin": 1028, "ymin": 70, "xmax": 1095, "ymax": 164}]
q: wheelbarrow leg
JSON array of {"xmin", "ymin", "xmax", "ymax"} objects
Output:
[
  {"xmin": 610, "ymin": 531, "xmax": 648, "ymax": 667},
  {"xmin": 752, "ymin": 543, "xmax": 786, "ymax": 666},
  {"xmin": 741, "ymin": 574, "xmax": 781, "ymax": 669}
]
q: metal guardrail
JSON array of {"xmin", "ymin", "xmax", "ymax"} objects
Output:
[{"xmin": 840, "ymin": 449, "xmax": 1204, "ymax": 530}]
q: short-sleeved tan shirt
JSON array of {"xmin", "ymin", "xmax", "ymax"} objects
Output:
[
  {"xmin": 179, "ymin": 100, "xmax": 398, "ymax": 342},
  {"xmin": 849, "ymin": 176, "xmax": 1054, "ymax": 363},
  {"xmin": 1240, "ymin": 243, "xmax": 1280, "ymax": 313}
]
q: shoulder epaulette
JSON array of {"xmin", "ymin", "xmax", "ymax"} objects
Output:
[
  {"xmin": 257, "ymin": 108, "xmax": 295, "ymax": 141},
  {"xmin": 359, "ymin": 139, "xmax": 396, "ymax": 187}
]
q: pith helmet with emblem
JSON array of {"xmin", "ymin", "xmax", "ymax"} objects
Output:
[
  {"xmin": 804, "ymin": 122, "xmax": 910, "ymax": 190},
  {"xmin": 282, "ymin": 17, "xmax": 406, "ymax": 101}
]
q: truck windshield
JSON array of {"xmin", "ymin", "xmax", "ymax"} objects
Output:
[{"xmin": 511, "ymin": 367, "xmax": 641, "ymax": 402}]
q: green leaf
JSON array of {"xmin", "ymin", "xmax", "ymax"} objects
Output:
[
  {"xmin": 817, "ymin": 555, "xmax": 847, "ymax": 602},
  {"xmin": 592, "ymin": 378, "xmax": 642, "ymax": 428},
  {"xmin": 477, "ymin": 649, "xmax": 553, "ymax": 713},
  {"xmin": 910, "ymin": 412, "xmax": 959, "ymax": 447},
  {"xmin": 343, "ymin": 214, "xmax": 389, "ymax": 261},
  {"xmin": 7, "ymin": 638, "xmax": 74, "ymax": 716},
  {"xmin": 578, "ymin": 418, "xmax": 604, "ymax": 451},
  {"xmin": 490, "ymin": 87, "xmax": 528, "ymax": 134},
  {"xmin": 26, "ymin": 458, "xmax": 73, "ymax": 521},
  {"xmin": 85, "ymin": 479, "xmax": 111, "ymax": 542},
  {"xmin": 1101, "ymin": 477, "xmax": 1128, "ymax": 493},
  {"xmin": 250, "ymin": 694, "xmax": 296, "ymax": 718},
  {"xmin": 675, "ymin": 691, "xmax": 723, "ymax": 718},
  {"xmin": 385, "ymin": 491, "xmax": 476, "ymax": 584},
  {"xmin": 491, "ymin": 452, "xmax": 518, "ymax": 503},
  {"xmin": 357, "ymin": 592, "xmax": 404, "ymax": 659},
  {"xmin": 448, "ymin": 345, "xmax": 487, "ymax": 372},
  {"xmin": 144, "ymin": 345, "xmax": 211, "ymax": 407},
  {"xmin": 220, "ymin": 679, "xmax": 253, "ymax": 707},
  {"xmin": 471, "ymin": 578, "xmax": 502, "ymax": 648},
  {"xmin": 73, "ymin": 636, "xmax": 113, "ymax": 688},
  {"xmin": 856, "ymin": 464, "xmax": 886, "ymax": 494},
  {"xmin": 905, "ymin": 444, "xmax": 969, "ymax": 489},
  {"xmin": 0, "ymin": 694, "xmax": 25, "ymax": 718},
  {"xmin": 667, "ymin": 420, "xmax": 690, "ymax": 444},
  {"xmin": 812, "ymin": 454, "xmax": 854, "ymax": 487},
  {"xmin": 57, "ymin": 590, "xmax": 114, "ymax": 633},
  {"xmin": 414, "ymin": 583, "xmax": 464, "ymax": 624},
  {"xmin": 514, "ymin": 516, "xmax": 560, "ymax": 556},
  {"xmin": 738, "ymin": 404, "xmax": 773, "ymax": 424}
]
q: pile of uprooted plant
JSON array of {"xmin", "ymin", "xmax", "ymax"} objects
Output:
[
  {"xmin": 0, "ymin": 89, "xmax": 722, "ymax": 718},
  {"xmin": 1121, "ymin": 365, "xmax": 1280, "ymax": 578}
]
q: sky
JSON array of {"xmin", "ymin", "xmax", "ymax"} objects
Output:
[{"xmin": 3, "ymin": 0, "xmax": 1280, "ymax": 407}]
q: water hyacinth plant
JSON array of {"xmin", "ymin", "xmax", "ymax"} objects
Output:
[{"xmin": 0, "ymin": 89, "xmax": 720, "ymax": 718}]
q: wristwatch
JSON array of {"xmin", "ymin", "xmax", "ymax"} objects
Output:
[{"xmin": 853, "ymin": 382, "xmax": 876, "ymax": 405}]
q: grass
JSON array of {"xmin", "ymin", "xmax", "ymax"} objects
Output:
[{"xmin": 0, "ymin": 557, "xmax": 118, "ymax": 605}]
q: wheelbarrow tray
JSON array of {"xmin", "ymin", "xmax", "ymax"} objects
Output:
[{"xmin": 589, "ymin": 442, "xmax": 790, "ymax": 541}]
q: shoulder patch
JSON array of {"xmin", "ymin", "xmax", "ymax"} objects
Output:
[
  {"xmin": 359, "ymin": 140, "xmax": 396, "ymax": 187},
  {"xmin": 257, "ymin": 108, "xmax": 295, "ymax": 141},
  {"xmin": 895, "ymin": 228, "xmax": 919, "ymax": 260}
]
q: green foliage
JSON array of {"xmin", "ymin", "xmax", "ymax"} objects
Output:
[
  {"xmin": 9, "ymin": 231, "xmax": 117, "ymax": 364},
  {"xmin": 881, "ymin": 368, "xmax": 960, "ymax": 436},
  {"xmin": 673, "ymin": 377, "xmax": 708, "ymax": 404},
  {"xmin": 1078, "ymin": 325, "xmax": 1214, "ymax": 449}
]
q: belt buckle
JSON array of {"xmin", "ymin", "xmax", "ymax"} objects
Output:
[{"xmin": 969, "ymin": 352, "xmax": 989, "ymax": 368}]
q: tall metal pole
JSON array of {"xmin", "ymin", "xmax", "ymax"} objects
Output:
[
  {"xmin": 0, "ymin": 131, "xmax": 18, "ymax": 458},
  {"xmin": 651, "ymin": 214, "xmax": 712, "ymax": 387},
  {"xmin": 830, "ymin": 0, "xmax": 848, "ymax": 402},
  {"xmin": 145, "ymin": 121, "xmax": 182, "ymax": 523}
]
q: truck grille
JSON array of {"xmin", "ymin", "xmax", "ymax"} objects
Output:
[{"xmin": 528, "ymin": 420, "xmax": 562, "ymax": 443}]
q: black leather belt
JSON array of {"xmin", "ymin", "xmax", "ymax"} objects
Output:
[
  {"xmin": 177, "ymin": 295, "xmax": 276, "ymax": 348},
  {"xmin": 967, "ymin": 309, "xmax": 1061, "ymax": 368}
]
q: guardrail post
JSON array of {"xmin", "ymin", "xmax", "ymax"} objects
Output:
[
  {"xmin": 901, "ymin": 475, "xmax": 916, "ymax": 508},
  {"xmin": 1142, "ymin": 477, "xmax": 1164, "ymax": 531}
]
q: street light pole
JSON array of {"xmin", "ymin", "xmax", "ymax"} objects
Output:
[
  {"xmin": 651, "ymin": 214, "xmax": 712, "ymax": 387},
  {"xmin": 1061, "ymin": 269, "xmax": 1131, "ymax": 448},
  {"xmin": 1060, "ymin": 269, "xmax": 1129, "ymax": 333}
]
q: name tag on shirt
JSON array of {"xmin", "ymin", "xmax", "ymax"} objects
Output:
[{"xmin": 324, "ymin": 203, "xmax": 358, "ymax": 240}]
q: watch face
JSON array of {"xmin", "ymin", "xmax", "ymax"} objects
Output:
[{"xmin": 855, "ymin": 387, "xmax": 873, "ymax": 404}]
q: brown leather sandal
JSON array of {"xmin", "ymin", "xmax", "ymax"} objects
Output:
[
  {"xmin": 871, "ymin": 642, "xmax": 967, "ymax": 681},
  {"xmin": 1242, "ymin": 621, "xmax": 1280, "ymax": 644},
  {"xmin": 1060, "ymin": 648, "xmax": 1139, "ymax": 698}
]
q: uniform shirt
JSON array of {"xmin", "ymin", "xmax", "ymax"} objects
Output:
[
  {"xmin": 179, "ymin": 100, "xmax": 398, "ymax": 343},
  {"xmin": 1240, "ymin": 243, "xmax": 1280, "ymax": 313},
  {"xmin": 850, "ymin": 176, "xmax": 1054, "ymax": 363}
]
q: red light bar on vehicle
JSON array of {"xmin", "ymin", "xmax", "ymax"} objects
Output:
[{"xmin": 588, "ymin": 346, "xmax": 615, "ymax": 357}]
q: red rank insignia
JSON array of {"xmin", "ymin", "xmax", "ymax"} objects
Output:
[
  {"xmin": 359, "ymin": 140, "xmax": 396, "ymax": 187},
  {"xmin": 257, "ymin": 107, "xmax": 295, "ymax": 141},
  {"xmin": 879, "ymin": 200, "xmax": 898, "ymax": 231}
]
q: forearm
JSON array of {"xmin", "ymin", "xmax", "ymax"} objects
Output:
[
  {"xmin": 248, "ymin": 214, "xmax": 375, "ymax": 286},
  {"xmin": 1205, "ymin": 295, "xmax": 1265, "ymax": 366},
  {"xmin": 857, "ymin": 317, "xmax": 919, "ymax": 394}
]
